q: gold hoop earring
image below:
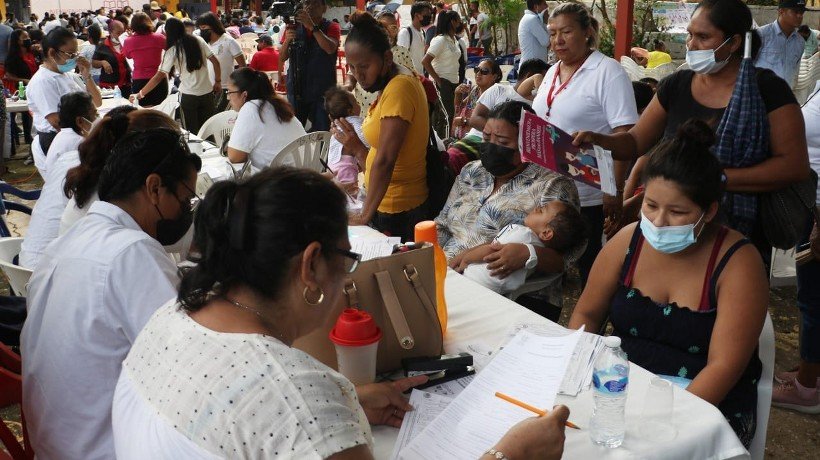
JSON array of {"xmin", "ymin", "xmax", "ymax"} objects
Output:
[{"xmin": 303, "ymin": 286, "xmax": 325, "ymax": 306}]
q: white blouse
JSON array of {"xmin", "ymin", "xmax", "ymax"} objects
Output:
[
  {"xmin": 113, "ymin": 301, "xmax": 373, "ymax": 459},
  {"xmin": 21, "ymin": 201, "xmax": 180, "ymax": 460}
]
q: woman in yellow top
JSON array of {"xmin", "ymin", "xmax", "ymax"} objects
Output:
[
  {"xmin": 334, "ymin": 12, "xmax": 430, "ymax": 241},
  {"xmin": 646, "ymin": 39, "xmax": 672, "ymax": 69}
]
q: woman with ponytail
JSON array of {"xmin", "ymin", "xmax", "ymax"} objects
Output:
[
  {"xmin": 130, "ymin": 17, "xmax": 221, "ymax": 134},
  {"xmin": 333, "ymin": 12, "xmax": 430, "ymax": 241},
  {"xmin": 570, "ymin": 119, "xmax": 767, "ymax": 446},
  {"xmin": 18, "ymin": 92, "xmax": 102, "ymax": 269},
  {"xmin": 60, "ymin": 109, "xmax": 181, "ymax": 233},
  {"xmin": 112, "ymin": 167, "xmax": 571, "ymax": 459},
  {"xmin": 225, "ymin": 67, "xmax": 306, "ymax": 170}
]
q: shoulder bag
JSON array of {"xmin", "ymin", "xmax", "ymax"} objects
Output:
[
  {"xmin": 760, "ymin": 170, "xmax": 818, "ymax": 249},
  {"xmin": 294, "ymin": 243, "xmax": 444, "ymax": 374}
]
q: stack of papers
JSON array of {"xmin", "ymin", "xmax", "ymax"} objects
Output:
[
  {"xmin": 501, "ymin": 323, "xmax": 604, "ymax": 396},
  {"xmin": 350, "ymin": 236, "xmax": 402, "ymax": 261},
  {"xmin": 396, "ymin": 330, "xmax": 581, "ymax": 459}
]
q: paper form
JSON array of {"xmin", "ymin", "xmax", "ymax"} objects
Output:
[
  {"xmin": 501, "ymin": 324, "xmax": 604, "ymax": 396},
  {"xmin": 390, "ymin": 391, "xmax": 455, "ymax": 460},
  {"xmin": 350, "ymin": 237, "xmax": 402, "ymax": 261},
  {"xmin": 423, "ymin": 374, "xmax": 475, "ymax": 397},
  {"xmin": 399, "ymin": 330, "xmax": 581, "ymax": 460}
]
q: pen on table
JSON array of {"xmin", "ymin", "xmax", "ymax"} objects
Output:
[{"xmin": 494, "ymin": 392, "xmax": 580, "ymax": 430}]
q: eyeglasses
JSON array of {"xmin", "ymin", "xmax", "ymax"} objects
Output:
[
  {"xmin": 332, "ymin": 247, "xmax": 362, "ymax": 273},
  {"xmin": 178, "ymin": 182, "xmax": 202, "ymax": 212},
  {"xmin": 475, "ymin": 67, "xmax": 493, "ymax": 75},
  {"xmin": 58, "ymin": 49, "xmax": 80, "ymax": 59},
  {"xmin": 226, "ymin": 90, "xmax": 241, "ymax": 95}
]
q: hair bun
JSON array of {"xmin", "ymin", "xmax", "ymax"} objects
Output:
[
  {"xmin": 349, "ymin": 11, "xmax": 380, "ymax": 29},
  {"xmin": 675, "ymin": 119, "xmax": 715, "ymax": 151}
]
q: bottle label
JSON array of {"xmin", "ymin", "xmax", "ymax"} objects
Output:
[{"xmin": 593, "ymin": 364, "xmax": 629, "ymax": 394}]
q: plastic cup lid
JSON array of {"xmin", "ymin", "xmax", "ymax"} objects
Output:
[{"xmin": 329, "ymin": 308, "xmax": 382, "ymax": 347}]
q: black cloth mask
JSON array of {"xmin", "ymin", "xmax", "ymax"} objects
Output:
[{"xmin": 479, "ymin": 142, "xmax": 519, "ymax": 177}]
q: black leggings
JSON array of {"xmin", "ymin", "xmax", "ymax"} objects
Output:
[
  {"xmin": 132, "ymin": 78, "xmax": 169, "ymax": 107},
  {"xmin": 179, "ymin": 92, "xmax": 215, "ymax": 135}
]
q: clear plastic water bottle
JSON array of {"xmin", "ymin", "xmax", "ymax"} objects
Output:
[
  {"xmin": 590, "ymin": 336, "xmax": 629, "ymax": 448},
  {"xmin": 113, "ymin": 85, "xmax": 122, "ymax": 102}
]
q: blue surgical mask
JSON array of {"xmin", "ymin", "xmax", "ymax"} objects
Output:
[
  {"xmin": 685, "ymin": 37, "xmax": 731, "ymax": 75},
  {"xmin": 640, "ymin": 212, "xmax": 705, "ymax": 254},
  {"xmin": 57, "ymin": 58, "xmax": 77, "ymax": 73}
]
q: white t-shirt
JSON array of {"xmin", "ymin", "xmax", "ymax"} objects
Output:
[
  {"xmin": 517, "ymin": 10, "xmax": 549, "ymax": 69},
  {"xmin": 44, "ymin": 128, "xmax": 83, "ymax": 174},
  {"xmin": 397, "ymin": 25, "xmax": 426, "ymax": 75},
  {"xmin": 43, "ymin": 19, "xmax": 62, "ymax": 34},
  {"xmin": 112, "ymin": 300, "xmax": 373, "ymax": 459},
  {"xmin": 463, "ymin": 223, "xmax": 544, "ymax": 294},
  {"xmin": 160, "ymin": 36, "xmax": 215, "ymax": 96},
  {"xmin": 427, "ymin": 35, "xmax": 462, "ymax": 84},
  {"xmin": 26, "ymin": 66, "xmax": 85, "ymax": 133},
  {"xmin": 227, "ymin": 99, "xmax": 307, "ymax": 170},
  {"xmin": 22, "ymin": 201, "xmax": 179, "ymax": 460},
  {"xmin": 467, "ymin": 83, "xmax": 528, "ymax": 138},
  {"xmin": 207, "ymin": 33, "xmax": 243, "ymax": 89},
  {"xmin": 803, "ymin": 84, "xmax": 820, "ymax": 205},
  {"xmin": 532, "ymin": 51, "xmax": 638, "ymax": 207},
  {"xmin": 19, "ymin": 148, "xmax": 80, "ymax": 269},
  {"xmin": 469, "ymin": 16, "xmax": 479, "ymax": 40}
]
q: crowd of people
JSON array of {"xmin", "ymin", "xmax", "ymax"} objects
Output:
[{"xmin": 1, "ymin": 0, "xmax": 818, "ymax": 458}]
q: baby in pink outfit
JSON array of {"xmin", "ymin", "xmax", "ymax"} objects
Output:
[{"xmin": 324, "ymin": 87, "xmax": 370, "ymax": 184}]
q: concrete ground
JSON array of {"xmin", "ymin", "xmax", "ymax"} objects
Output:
[{"xmin": 0, "ymin": 148, "xmax": 817, "ymax": 458}]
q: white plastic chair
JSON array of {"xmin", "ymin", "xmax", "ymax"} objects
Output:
[
  {"xmin": 500, "ymin": 64, "xmax": 514, "ymax": 83},
  {"xmin": 619, "ymin": 55, "xmax": 645, "ymax": 81},
  {"xmin": 645, "ymin": 61, "xmax": 676, "ymax": 80},
  {"xmin": 769, "ymin": 248, "xmax": 797, "ymax": 288},
  {"xmin": 197, "ymin": 110, "xmax": 239, "ymax": 150},
  {"xmin": 270, "ymin": 131, "xmax": 331, "ymax": 171},
  {"xmin": 148, "ymin": 92, "xmax": 180, "ymax": 118},
  {"xmin": 794, "ymin": 52, "xmax": 819, "ymax": 105},
  {"xmin": 239, "ymin": 32, "xmax": 260, "ymax": 41},
  {"xmin": 506, "ymin": 273, "xmax": 563, "ymax": 302},
  {"xmin": 0, "ymin": 238, "xmax": 32, "ymax": 297},
  {"xmin": 749, "ymin": 312, "xmax": 775, "ymax": 460}
]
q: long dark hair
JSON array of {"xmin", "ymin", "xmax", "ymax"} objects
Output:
[
  {"xmin": 196, "ymin": 12, "xmax": 226, "ymax": 36},
  {"xmin": 6, "ymin": 30, "xmax": 33, "ymax": 79},
  {"xmin": 164, "ymin": 17, "xmax": 204, "ymax": 72},
  {"xmin": 64, "ymin": 109, "xmax": 183, "ymax": 207},
  {"xmin": 229, "ymin": 67, "xmax": 294, "ymax": 123},
  {"xmin": 435, "ymin": 10, "xmax": 460, "ymax": 37},
  {"xmin": 178, "ymin": 167, "xmax": 347, "ymax": 311}
]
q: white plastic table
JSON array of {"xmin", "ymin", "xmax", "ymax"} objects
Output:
[{"xmin": 352, "ymin": 225, "xmax": 749, "ymax": 459}]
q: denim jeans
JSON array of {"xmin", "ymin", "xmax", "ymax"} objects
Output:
[{"xmin": 797, "ymin": 220, "xmax": 820, "ymax": 363}]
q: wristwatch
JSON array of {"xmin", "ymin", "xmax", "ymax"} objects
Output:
[
  {"xmin": 524, "ymin": 244, "xmax": 538, "ymax": 270},
  {"xmin": 311, "ymin": 24, "xmax": 319, "ymax": 32}
]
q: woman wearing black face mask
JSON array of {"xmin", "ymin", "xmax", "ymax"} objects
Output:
[
  {"xmin": 334, "ymin": 12, "xmax": 430, "ymax": 242},
  {"xmin": 438, "ymin": 100, "xmax": 583, "ymax": 321},
  {"xmin": 5, "ymin": 29, "xmax": 38, "ymax": 155},
  {"xmin": 21, "ymin": 128, "xmax": 201, "ymax": 459}
]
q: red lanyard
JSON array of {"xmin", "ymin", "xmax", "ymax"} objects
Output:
[{"xmin": 544, "ymin": 58, "xmax": 587, "ymax": 116}]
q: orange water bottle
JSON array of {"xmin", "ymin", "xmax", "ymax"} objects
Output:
[{"xmin": 414, "ymin": 221, "xmax": 448, "ymax": 334}]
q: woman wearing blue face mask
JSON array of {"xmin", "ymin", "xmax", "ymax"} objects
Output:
[
  {"xmin": 573, "ymin": 0, "xmax": 809, "ymax": 256},
  {"xmin": 26, "ymin": 26, "xmax": 102, "ymax": 177},
  {"xmin": 570, "ymin": 119, "xmax": 768, "ymax": 447}
]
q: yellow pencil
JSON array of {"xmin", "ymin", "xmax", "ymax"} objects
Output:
[{"xmin": 494, "ymin": 391, "xmax": 581, "ymax": 430}]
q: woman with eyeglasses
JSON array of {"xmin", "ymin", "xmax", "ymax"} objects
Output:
[
  {"xmin": 22, "ymin": 128, "xmax": 201, "ymax": 459},
  {"xmin": 111, "ymin": 166, "xmax": 571, "ymax": 460},
  {"xmin": 225, "ymin": 67, "xmax": 306, "ymax": 171},
  {"xmin": 26, "ymin": 26, "xmax": 102, "ymax": 177}
]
